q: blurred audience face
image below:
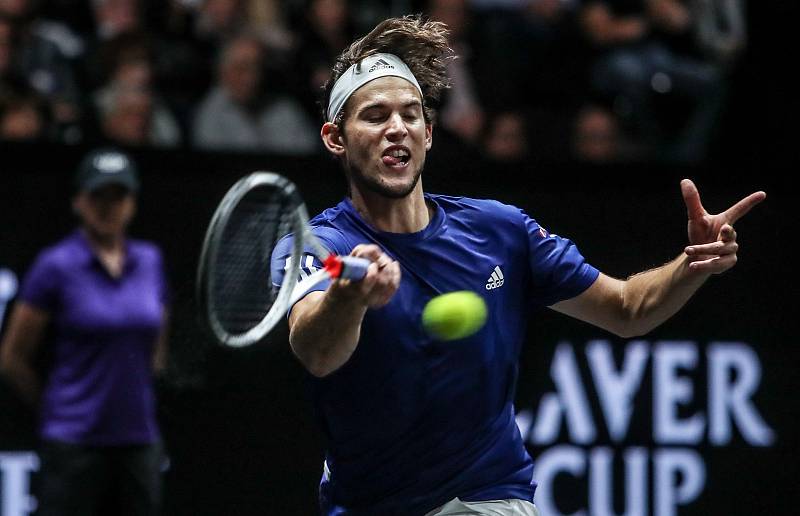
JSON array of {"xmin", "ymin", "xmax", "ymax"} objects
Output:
[
  {"xmin": 202, "ymin": 0, "xmax": 241, "ymax": 33},
  {"xmin": 0, "ymin": 0, "xmax": 34, "ymax": 19},
  {"xmin": 102, "ymin": 86, "xmax": 152, "ymax": 145},
  {"xmin": 484, "ymin": 112, "xmax": 527, "ymax": 161},
  {"xmin": 310, "ymin": 0, "xmax": 347, "ymax": 33},
  {"xmin": 527, "ymin": 0, "xmax": 565, "ymax": 23},
  {"xmin": 113, "ymin": 58, "xmax": 152, "ymax": 88},
  {"xmin": 573, "ymin": 105, "xmax": 620, "ymax": 162},
  {"xmin": 428, "ymin": 0, "xmax": 467, "ymax": 38},
  {"xmin": 0, "ymin": 103, "xmax": 43, "ymax": 140},
  {"xmin": 73, "ymin": 184, "xmax": 136, "ymax": 239},
  {"xmin": 220, "ymin": 37, "xmax": 263, "ymax": 106},
  {"xmin": 101, "ymin": 33, "xmax": 154, "ymax": 90},
  {"xmin": 0, "ymin": 19, "xmax": 12, "ymax": 74},
  {"xmin": 445, "ymin": 108, "xmax": 483, "ymax": 144},
  {"xmin": 649, "ymin": 0, "xmax": 691, "ymax": 34},
  {"xmin": 94, "ymin": 0, "xmax": 141, "ymax": 38}
]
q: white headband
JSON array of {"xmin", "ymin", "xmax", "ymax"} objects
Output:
[{"xmin": 326, "ymin": 53, "xmax": 423, "ymax": 123}]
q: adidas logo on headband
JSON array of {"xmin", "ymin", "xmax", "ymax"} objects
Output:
[
  {"xmin": 368, "ymin": 59, "xmax": 395, "ymax": 73},
  {"xmin": 327, "ymin": 53, "xmax": 422, "ymax": 122}
]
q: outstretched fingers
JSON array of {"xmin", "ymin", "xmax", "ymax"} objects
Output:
[
  {"xmin": 723, "ymin": 191, "xmax": 767, "ymax": 225},
  {"xmin": 681, "ymin": 179, "xmax": 706, "ymax": 221}
]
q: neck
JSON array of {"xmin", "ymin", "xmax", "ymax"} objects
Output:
[
  {"xmin": 350, "ymin": 181, "xmax": 431, "ymax": 233},
  {"xmin": 82, "ymin": 227, "xmax": 126, "ymax": 278},
  {"xmin": 82, "ymin": 227, "xmax": 124, "ymax": 253}
]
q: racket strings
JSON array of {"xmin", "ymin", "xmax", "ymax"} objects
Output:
[{"xmin": 211, "ymin": 187, "xmax": 295, "ymax": 335}]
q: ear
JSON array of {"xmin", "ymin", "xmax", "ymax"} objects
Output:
[
  {"xmin": 321, "ymin": 122, "xmax": 346, "ymax": 157},
  {"xmin": 425, "ymin": 123, "xmax": 433, "ymax": 151}
]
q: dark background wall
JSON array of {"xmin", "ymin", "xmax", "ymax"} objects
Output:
[
  {"xmin": 0, "ymin": 141, "xmax": 795, "ymax": 515},
  {"xmin": 1, "ymin": 0, "xmax": 798, "ymax": 513}
]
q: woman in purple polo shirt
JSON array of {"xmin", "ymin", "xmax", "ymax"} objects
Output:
[{"xmin": 0, "ymin": 148, "xmax": 168, "ymax": 516}]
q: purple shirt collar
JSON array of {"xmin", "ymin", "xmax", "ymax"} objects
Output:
[{"xmin": 72, "ymin": 229, "xmax": 139, "ymax": 277}]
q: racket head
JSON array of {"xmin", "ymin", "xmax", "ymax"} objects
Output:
[{"xmin": 197, "ymin": 172, "xmax": 304, "ymax": 347}]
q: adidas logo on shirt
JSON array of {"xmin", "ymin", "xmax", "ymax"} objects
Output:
[{"xmin": 485, "ymin": 266, "xmax": 505, "ymax": 290}]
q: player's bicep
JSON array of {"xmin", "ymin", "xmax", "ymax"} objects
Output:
[{"xmin": 549, "ymin": 272, "xmax": 628, "ymax": 337}]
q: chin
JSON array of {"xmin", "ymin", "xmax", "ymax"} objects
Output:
[
  {"xmin": 348, "ymin": 160, "xmax": 423, "ymax": 200},
  {"xmin": 90, "ymin": 224, "xmax": 126, "ymax": 238},
  {"xmin": 378, "ymin": 182, "xmax": 418, "ymax": 199},
  {"xmin": 369, "ymin": 170, "xmax": 422, "ymax": 199}
]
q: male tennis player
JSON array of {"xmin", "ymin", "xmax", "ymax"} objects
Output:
[{"xmin": 271, "ymin": 15, "xmax": 765, "ymax": 516}]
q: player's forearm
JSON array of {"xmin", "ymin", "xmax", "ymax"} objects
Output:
[
  {"xmin": 289, "ymin": 287, "xmax": 368, "ymax": 377},
  {"xmin": 621, "ymin": 253, "xmax": 709, "ymax": 336},
  {"xmin": 151, "ymin": 309, "xmax": 169, "ymax": 376},
  {"xmin": 0, "ymin": 304, "xmax": 47, "ymax": 408},
  {"xmin": 0, "ymin": 358, "xmax": 41, "ymax": 408}
]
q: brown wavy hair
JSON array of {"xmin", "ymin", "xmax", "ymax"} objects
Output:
[{"xmin": 321, "ymin": 15, "xmax": 454, "ymax": 127}]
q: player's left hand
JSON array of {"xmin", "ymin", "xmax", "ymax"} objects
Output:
[{"xmin": 680, "ymin": 179, "xmax": 766, "ymax": 274}]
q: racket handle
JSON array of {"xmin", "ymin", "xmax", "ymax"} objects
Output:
[{"xmin": 339, "ymin": 256, "xmax": 371, "ymax": 280}]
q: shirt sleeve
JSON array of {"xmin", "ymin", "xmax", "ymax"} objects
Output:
[
  {"xmin": 18, "ymin": 251, "xmax": 61, "ymax": 313},
  {"xmin": 524, "ymin": 212, "xmax": 600, "ymax": 307},
  {"xmin": 270, "ymin": 230, "xmax": 337, "ymax": 310}
]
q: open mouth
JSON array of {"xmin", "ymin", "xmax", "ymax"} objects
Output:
[{"xmin": 381, "ymin": 147, "xmax": 410, "ymax": 168}]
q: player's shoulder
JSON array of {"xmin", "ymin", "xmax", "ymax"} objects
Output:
[
  {"xmin": 308, "ymin": 202, "xmax": 355, "ymax": 250},
  {"xmin": 33, "ymin": 232, "xmax": 86, "ymax": 270},
  {"xmin": 430, "ymin": 194, "xmax": 522, "ymax": 215},
  {"xmin": 127, "ymin": 238, "xmax": 164, "ymax": 264},
  {"xmin": 309, "ymin": 200, "xmax": 347, "ymax": 227},
  {"xmin": 429, "ymin": 194, "xmax": 525, "ymax": 226}
]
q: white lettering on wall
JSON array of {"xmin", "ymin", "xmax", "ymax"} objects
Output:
[
  {"xmin": 532, "ymin": 446, "xmax": 705, "ymax": 516},
  {"xmin": 589, "ymin": 447, "xmax": 647, "ymax": 516},
  {"xmin": 531, "ymin": 343, "xmax": 595, "ymax": 445},
  {"xmin": 653, "ymin": 342, "xmax": 705, "ymax": 444},
  {"xmin": 0, "ymin": 268, "xmax": 18, "ymax": 332},
  {"xmin": 653, "ymin": 449, "xmax": 705, "ymax": 516},
  {"xmin": 0, "ymin": 452, "xmax": 39, "ymax": 516},
  {"xmin": 532, "ymin": 445, "xmax": 586, "ymax": 516},
  {"xmin": 521, "ymin": 339, "xmax": 774, "ymax": 515},
  {"xmin": 586, "ymin": 340, "xmax": 649, "ymax": 442},
  {"xmin": 708, "ymin": 342, "xmax": 775, "ymax": 446}
]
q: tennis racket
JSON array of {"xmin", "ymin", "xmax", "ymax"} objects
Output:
[{"xmin": 197, "ymin": 172, "xmax": 370, "ymax": 347}]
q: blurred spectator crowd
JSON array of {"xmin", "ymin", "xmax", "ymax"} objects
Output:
[{"xmin": 0, "ymin": 0, "xmax": 746, "ymax": 163}]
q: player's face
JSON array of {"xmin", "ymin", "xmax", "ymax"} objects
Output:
[
  {"xmin": 338, "ymin": 77, "xmax": 432, "ymax": 199},
  {"xmin": 73, "ymin": 184, "xmax": 136, "ymax": 239}
]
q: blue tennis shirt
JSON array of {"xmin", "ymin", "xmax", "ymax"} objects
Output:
[
  {"xmin": 19, "ymin": 231, "xmax": 168, "ymax": 446},
  {"xmin": 271, "ymin": 194, "xmax": 599, "ymax": 515}
]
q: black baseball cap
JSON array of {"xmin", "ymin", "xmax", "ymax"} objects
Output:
[{"xmin": 74, "ymin": 148, "xmax": 140, "ymax": 193}]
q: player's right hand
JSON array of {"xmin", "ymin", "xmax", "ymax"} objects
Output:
[{"xmin": 331, "ymin": 244, "xmax": 400, "ymax": 309}]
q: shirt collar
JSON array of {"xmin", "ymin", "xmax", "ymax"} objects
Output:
[
  {"xmin": 340, "ymin": 194, "xmax": 446, "ymax": 242},
  {"xmin": 72, "ymin": 229, "xmax": 139, "ymax": 275}
]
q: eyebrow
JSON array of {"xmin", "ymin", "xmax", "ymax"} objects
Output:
[{"xmin": 357, "ymin": 99, "xmax": 423, "ymax": 114}]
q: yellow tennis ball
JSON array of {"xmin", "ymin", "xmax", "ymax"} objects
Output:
[{"xmin": 422, "ymin": 291, "xmax": 488, "ymax": 341}]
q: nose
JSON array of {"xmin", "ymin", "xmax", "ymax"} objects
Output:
[{"xmin": 384, "ymin": 113, "xmax": 408, "ymax": 141}]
